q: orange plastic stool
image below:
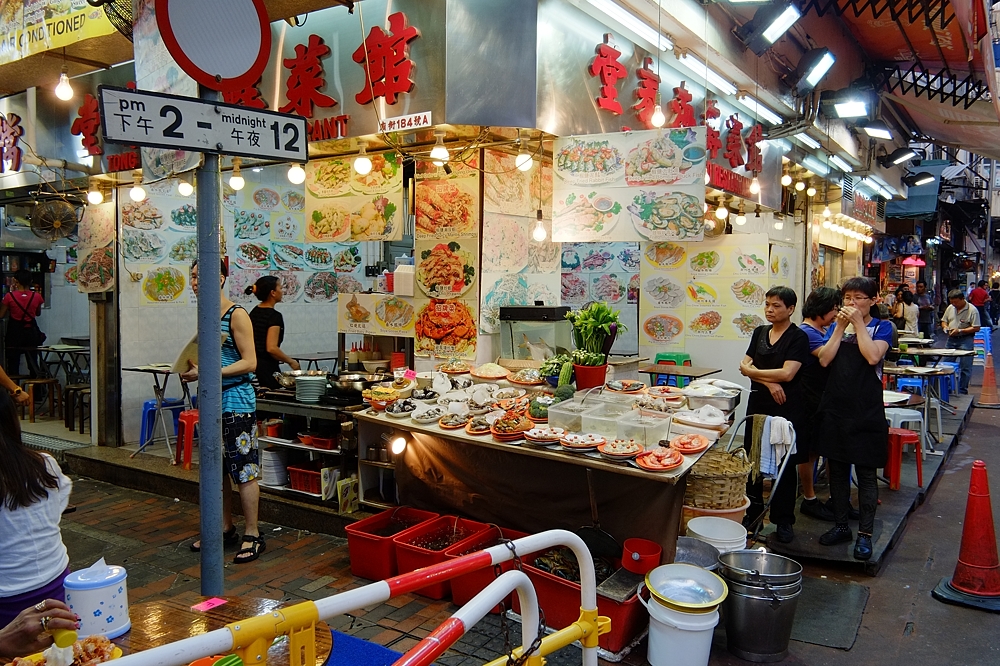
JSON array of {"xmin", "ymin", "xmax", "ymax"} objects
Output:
[
  {"xmin": 886, "ymin": 427, "xmax": 922, "ymax": 490},
  {"xmin": 176, "ymin": 409, "xmax": 199, "ymax": 470}
]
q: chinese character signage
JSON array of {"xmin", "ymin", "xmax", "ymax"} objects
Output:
[
  {"xmin": 0, "ymin": 112, "xmax": 23, "ymax": 173},
  {"xmin": 551, "ymin": 128, "xmax": 707, "ymax": 242},
  {"xmin": 842, "ymin": 188, "xmax": 878, "ymax": 227},
  {"xmin": 0, "ymin": 2, "xmax": 117, "ymax": 66}
]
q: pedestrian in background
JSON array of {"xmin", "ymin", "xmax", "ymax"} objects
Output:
[
  {"xmin": 0, "ymin": 270, "xmax": 45, "ymax": 378},
  {"xmin": 915, "ymin": 280, "xmax": 936, "ymax": 339},
  {"xmin": 968, "ymin": 280, "xmax": 992, "ymax": 330},
  {"xmin": 990, "ymin": 282, "xmax": 1000, "ymax": 329},
  {"xmin": 941, "ymin": 289, "xmax": 981, "ymax": 395}
]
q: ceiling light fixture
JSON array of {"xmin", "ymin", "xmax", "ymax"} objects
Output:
[
  {"xmin": 801, "ymin": 155, "xmax": 830, "ymax": 176},
  {"xmin": 794, "ymin": 180, "xmax": 805, "ymax": 192},
  {"xmin": 675, "ymin": 51, "xmax": 738, "ymax": 96},
  {"xmin": 429, "ymin": 130, "xmax": 449, "ymax": 163},
  {"xmin": 806, "ymin": 185, "xmax": 816, "ymax": 197},
  {"xmin": 736, "ymin": 4, "xmax": 802, "ymax": 55},
  {"xmin": 879, "ymin": 147, "xmax": 918, "ymax": 167},
  {"xmin": 532, "ymin": 219, "xmax": 547, "ymax": 242},
  {"xmin": 735, "ymin": 201, "xmax": 747, "ymax": 226},
  {"xmin": 829, "ymin": 155, "xmax": 853, "ymax": 172},
  {"xmin": 903, "ymin": 172, "xmax": 936, "ymax": 187},
  {"xmin": 749, "ymin": 175, "xmax": 761, "ymax": 195},
  {"xmin": 794, "ymin": 48, "xmax": 836, "ymax": 93},
  {"xmin": 87, "ymin": 185, "xmax": 103, "ymax": 205},
  {"xmin": 287, "ymin": 164, "xmax": 306, "ymax": 184},
  {"xmin": 585, "ymin": 0, "xmax": 673, "ymax": 51},
  {"xmin": 736, "ymin": 94, "xmax": 783, "ymax": 125},
  {"xmin": 794, "ymin": 133, "xmax": 821, "ymax": 149},
  {"xmin": 833, "ymin": 99, "xmax": 868, "ymax": 118},
  {"xmin": 650, "ymin": 95, "xmax": 666, "ymax": 128},
  {"xmin": 860, "ymin": 120, "xmax": 893, "ymax": 141},
  {"xmin": 129, "ymin": 172, "xmax": 146, "ymax": 202},
  {"xmin": 715, "ymin": 203, "xmax": 730, "ymax": 220},
  {"xmin": 354, "ymin": 140, "xmax": 373, "ymax": 176},
  {"xmin": 177, "ymin": 177, "xmax": 194, "ymax": 197},
  {"xmin": 515, "ymin": 131, "xmax": 534, "ymax": 171},
  {"xmin": 228, "ymin": 157, "xmax": 245, "ymax": 191},
  {"xmin": 55, "ymin": 66, "xmax": 74, "ymax": 101},
  {"xmin": 781, "ymin": 172, "xmax": 792, "ymax": 187}
]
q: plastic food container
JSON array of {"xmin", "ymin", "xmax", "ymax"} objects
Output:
[
  {"xmin": 345, "ymin": 508, "xmax": 439, "ymax": 580},
  {"xmin": 547, "ymin": 400, "xmax": 598, "ymax": 433},
  {"xmin": 686, "ymin": 391, "xmax": 741, "ymax": 412},
  {"xmin": 582, "ymin": 403, "xmax": 637, "ymax": 439},
  {"xmin": 617, "ymin": 411, "xmax": 672, "ymax": 447},
  {"xmin": 64, "ymin": 564, "xmax": 131, "ymax": 639}
]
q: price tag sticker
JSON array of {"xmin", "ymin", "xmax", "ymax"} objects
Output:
[
  {"xmin": 403, "ymin": 369, "xmax": 417, "ymax": 380},
  {"xmin": 191, "ymin": 597, "xmax": 228, "ymax": 612}
]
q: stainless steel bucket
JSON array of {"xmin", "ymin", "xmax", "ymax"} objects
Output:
[{"xmin": 718, "ymin": 549, "xmax": 802, "ymax": 585}]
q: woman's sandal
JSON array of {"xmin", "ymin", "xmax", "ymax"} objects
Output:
[
  {"xmin": 233, "ymin": 535, "xmax": 266, "ymax": 564},
  {"xmin": 189, "ymin": 526, "xmax": 240, "ymax": 552}
]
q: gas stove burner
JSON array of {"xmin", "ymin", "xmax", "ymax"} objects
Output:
[{"xmin": 321, "ymin": 393, "xmax": 364, "ymax": 407}]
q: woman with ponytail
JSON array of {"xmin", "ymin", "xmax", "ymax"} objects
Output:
[{"xmin": 246, "ymin": 276, "xmax": 299, "ymax": 389}]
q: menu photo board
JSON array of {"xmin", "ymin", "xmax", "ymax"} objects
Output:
[
  {"xmin": 74, "ymin": 202, "xmax": 115, "ymax": 294},
  {"xmin": 552, "ymin": 128, "xmax": 706, "ymax": 243},
  {"xmin": 305, "ymin": 154, "xmax": 404, "ymax": 242},
  {"xmin": 337, "ymin": 293, "xmax": 415, "ymax": 337}
]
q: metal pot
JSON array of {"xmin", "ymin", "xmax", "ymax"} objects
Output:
[
  {"xmin": 328, "ymin": 373, "xmax": 390, "ymax": 395},
  {"xmin": 717, "ymin": 550, "xmax": 802, "ymax": 586},
  {"xmin": 273, "ymin": 370, "xmax": 305, "ymax": 389}
]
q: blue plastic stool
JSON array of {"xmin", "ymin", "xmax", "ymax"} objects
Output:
[
  {"xmin": 940, "ymin": 362, "xmax": 960, "ymax": 392},
  {"xmin": 897, "ymin": 358, "xmax": 915, "ymax": 366},
  {"xmin": 139, "ymin": 398, "xmax": 187, "ymax": 446},
  {"xmin": 895, "ymin": 377, "xmax": 925, "ymax": 395}
]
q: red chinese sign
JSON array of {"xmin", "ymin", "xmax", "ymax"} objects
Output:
[
  {"xmin": 0, "ymin": 112, "xmax": 23, "ymax": 173},
  {"xmin": 667, "ymin": 82, "xmax": 696, "ymax": 128},
  {"xmin": 723, "ymin": 115, "xmax": 745, "ymax": 169},
  {"xmin": 353, "ymin": 12, "xmax": 419, "ymax": 105},
  {"xmin": 590, "ymin": 34, "xmax": 627, "ymax": 115},
  {"xmin": 745, "ymin": 123, "xmax": 764, "ymax": 173},
  {"xmin": 633, "ymin": 57, "xmax": 660, "ymax": 128},
  {"xmin": 280, "ymin": 34, "xmax": 338, "ymax": 118},
  {"xmin": 701, "ymin": 99, "xmax": 722, "ymax": 160},
  {"xmin": 223, "ymin": 81, "xmax": 267, "ymax": 109},
  {"xmin": 71, "ymin": 94, "xmax": 103, "ymax": 156}
]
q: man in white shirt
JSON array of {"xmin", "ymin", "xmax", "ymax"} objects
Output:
[{"xmin": 941, "ymin": 289, "xmax": 981, "ymax": 394}]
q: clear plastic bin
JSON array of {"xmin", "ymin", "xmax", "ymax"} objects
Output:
[
  {"xmin": 617, "ymin": 411, "xmax": 673, "ymax": 447},
  {"xmin": 548, "ymin": 400, "xmax": 599, "ymax": 433},
  {"xmin": 581, "ymin": 403, "xmax": 638, "ymax": 438}
]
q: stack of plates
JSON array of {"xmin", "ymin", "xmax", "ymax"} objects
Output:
[
  {"xmin": 261, "ymin": 446, "xmax": 288, "ymax": 487},
  {"xmin": 523, "ymin": 427, "xmax": 565, "ymax": 448},
  {"xmin": 295, "ymin": 376, "xmax": 327, "ymax": 403}
]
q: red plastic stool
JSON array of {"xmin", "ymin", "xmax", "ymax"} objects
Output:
[
  {"xmin": 886, "ymin": 427, "xmax": 922, "ymax": 490},
  {"xmin": 176, "ymin": 409, "xmax": 199, "ymax": 470}
]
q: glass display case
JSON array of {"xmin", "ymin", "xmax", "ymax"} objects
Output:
[{"xmin": 499, "ymin": 306, "xmax": 572, "ymax": 361}]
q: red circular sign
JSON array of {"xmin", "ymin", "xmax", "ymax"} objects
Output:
[{"xmin": 154, "ymin": 0, "xmax": 271, "ymax": 92}]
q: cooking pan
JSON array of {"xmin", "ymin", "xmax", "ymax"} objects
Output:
[
  {"xmin": 328, "ymin": 373, "xmax": 390, "ymax": 395},
  {"xmin": 576, "ymin": 468, "xmax": 621, "ymax": 559}
]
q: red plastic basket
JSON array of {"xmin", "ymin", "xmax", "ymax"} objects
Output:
[
  {"xmin": 512, "ymin": 547, "xmax": 647, "ymax": 653},
  {"xmin": 287, "ymin": 462, "xmax": 324, "ymax": 494},
  {"xmin": 345, "ymin": 508, "xmax": 439, "ymax": 581},
  {"xmin": 310, "ymin": 435, "xmax": 338, "ymax": 450},
  {"xmin": 394, "ymin": 516, "xmax": 490, "ymax": 599},
  {"xmin": 445, "ymin": 527, "xmax": 530, "ymax": 611}
]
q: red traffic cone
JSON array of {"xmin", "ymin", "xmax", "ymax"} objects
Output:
[
  {"xmin": 976, "ymin": 353, "xmax": 1000, "ymax": 409},
  {"xmin": 932, "ymin": 460, "xmax": 1000, "ymax": 612}
]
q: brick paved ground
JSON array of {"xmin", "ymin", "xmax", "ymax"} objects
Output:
[{"xmin": 61, "ymin": 476, "xmax": 584, "ymax": 666}]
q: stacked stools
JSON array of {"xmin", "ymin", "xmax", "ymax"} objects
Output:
[
  {"xmin": 885, "ymin": 427, "xmax": 922, "ymax": 489},
  {"xmin": 77, "ymin": 389, "xmax": 91, "ymax": 434},
  {"xmin": 175, "ymin": 410, "xmax": 199, "ymax": 470},
  {"xmin": 64, "ymin": 383, "xmax": 90, "ymax": 430},
  {"xmin": 19, "ymin": 377, "xmax": 61, "ymax": 422}
]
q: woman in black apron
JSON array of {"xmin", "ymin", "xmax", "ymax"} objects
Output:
[{"xmin": 815, "ymin": 277, "xmax": 892, "ymax": 560}]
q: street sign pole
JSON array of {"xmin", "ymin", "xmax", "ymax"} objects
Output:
[{"xmin": 196, "ymin": 85, "xmax": 225, "ymax": 597}]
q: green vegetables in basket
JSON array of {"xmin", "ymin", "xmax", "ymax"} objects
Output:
[{"xmin": 540, "ymin": 353, "xmax": 572, "ymax": 377}]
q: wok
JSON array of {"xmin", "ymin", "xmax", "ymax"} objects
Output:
[
  {"xmin": 273, "ymin": 370, "xmax": 305, "ymax": 388},
  {"xmin": 328, "ymin": 373, "xmax": 391, "ymax": 395}
]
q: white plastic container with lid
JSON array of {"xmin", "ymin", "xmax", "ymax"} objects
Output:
[{"xmin": 64, "ymin": 560, "xmax": 130, "ymax": 639}]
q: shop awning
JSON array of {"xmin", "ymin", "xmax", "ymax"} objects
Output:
[{"xmin": 884, "ymin": 161, "xmax": 949, "ymax": 217}]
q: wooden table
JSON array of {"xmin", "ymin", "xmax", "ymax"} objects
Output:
[
  {"xmin": 290, "ymin": 352, "xmax": 340, "ymax": 372},
  {"xmin": 891, "ymin": 347, "xmax": 975, "ymax": 364},
  {"xmin": 116, "ymin": 594, "xmax": 332, "ymax": 666}
]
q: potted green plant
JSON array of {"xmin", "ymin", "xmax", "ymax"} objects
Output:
[{"xmin": 565, "ymin": 302, "xmax": 626, "ymax": 389}]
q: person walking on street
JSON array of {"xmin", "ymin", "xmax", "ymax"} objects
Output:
[
  {"xmin": 815, "ymin": 277, "xmax": 892, "ymax": 561},
  {"xmin": 969, "ymin": 280, "xmax": 992, "ymax": 330},
  {"xmin": 915, "ymin": 280, "xmax": 936, "ymax": 339},
  {"xmin": 900, "ymin": 291, "xmax": 919, "ymax": 334},
  {"xmin": 941, "ymin": 289, "xmax": 981, "ymax": 394},
  {"xmin": 182, "ymin": 259, "xmax": 265, "ymax": 564},
  {"xmin": 0, "ymin": 271, "xmax": 45, "ymax": 378},
  {"xmin": 989, "ymin": 282, "xmax": 1000, "ymax": 329}
]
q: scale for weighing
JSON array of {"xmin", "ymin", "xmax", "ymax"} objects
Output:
[{"xmin": 499, "ymin": 306, "xmax": 572, "ymax": 361}]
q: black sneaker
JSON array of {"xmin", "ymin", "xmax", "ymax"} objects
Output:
[
  {"xmin": 823, "ymin": 498, "xmax": 860, "ymax": 521},
  {"xmin": 775, "ymin": 524, "xmax": 794, "ymax": 543},
  {"xmin": 819, "ymin": 524, "xmax": 853, "ymax": 546},
  {"xmin": 854, "ymin": 534, "xmax": 873, "ymax": 560},
  {"xmin": 800, "ymin": 498, "xmax": 836, "ymax": 521}
]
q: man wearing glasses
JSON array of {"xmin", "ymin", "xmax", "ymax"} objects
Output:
[{"xmin": 941, "ymin": 289, "xmax": 981, "ymax": 394}]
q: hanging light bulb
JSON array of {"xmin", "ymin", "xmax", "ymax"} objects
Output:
[
  {"xmin": 228, "ymin": 157, "xmax": 245, "ymax": 191},
  {"xmin": 55, "ymin": 66, "xmax": 73, "ymax": 101},
  {"xmin": 288, "ymin": 164, "xmax": 306, "ymax": 184},
  {"xmin": 354, "ymin": 141, "xmax": 373, "ymax": 176},
  {"xmin": 822, "ymin": 218, "xmax": 832, "ymax": 229},
  {"xmin": 515, "ymin": 131, "xmax": 534, "ymax": 171},
  {"xmin": 87, "ymin": 187, "xmax": 103, "ymax": 205},
  {"xmin": 429, "ymin": 130, "xmax": 449, "ymax": 162},
  {"xmin": 178, "ymin": 178, "xmax": 194, "ymax": 197},
  {"xmin": 703, "ymin": 202, "xmax": 709, "ymax": 214},
  {"xmin": 734, "ymin": 201, "xmax": 746, "ymax": 226},
  {"xmin": 650, "ymin": 93, "xmax": 666, "ymax": 128},
  {"xmin": 781, "ymin": 173, "xmax": 792, "ymax": 187},
  {"xmin": 129, "ymin": 173, "xmax": 146, "ymax": 202},
  {"xmin": 715, "ymin": 204, "xmax": 729, "ymax": 220},
  {"xmin": 532, "ymin": 219, "xmax": 547, "ymax": 242},
  {"xmin": 794, "ymin": 181, "xmax": 805, "ymax": 192},
  {"xmin": 749, "ymin": 176, "xmax": 761, "ymax": 195},
  {"xmin": 864, "ymin": 235, "xmax": 873, "ymax": 244},
  {"xmin": 822, "ymin": 204, "xmax": 831, "ymax": 218},
  {"xmin": 806, "ymin": 185, "xmax": 817, "ymax": 197}
]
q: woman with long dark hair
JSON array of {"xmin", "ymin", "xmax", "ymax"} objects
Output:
[
  {"xmin": 245, "ymin": 275, "xmax": 299, "ymax": 390},
  {"xmin": 0, "ymin": 390, "xmax": 72, "ymax": 626}
]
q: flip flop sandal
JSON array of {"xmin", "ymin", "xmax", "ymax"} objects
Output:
[
  {"xmin": 190, "ymin": 526, "xmax": 240, "ymax": 552},
  {"xmin": 233, "ymin": 535, "xmax": 266, "ymax": 564}
]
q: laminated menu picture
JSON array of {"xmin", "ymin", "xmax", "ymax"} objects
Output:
[
  {"xmin": 414, "ymin": 298, "xmax": 478, "ymax": 359},
  {"xmin": 415, "ymin": 240, "xmax": 477, "ymax": 299},
  {"xmin": 305, "ymin": 155, "xmax": 404, "ymax": 242}
]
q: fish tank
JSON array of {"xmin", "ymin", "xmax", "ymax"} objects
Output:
[{"xmin": 499, "ymin": 306, "xmax": 573, "ymax": 361}]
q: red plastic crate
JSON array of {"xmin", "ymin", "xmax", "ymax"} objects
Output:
[
  {"xmin": 394, "ymin": 516, "xmax": 490, "ymax": 599},
  {"xmin": 310, "ymin": 435, "xmax": 338, "ymax": 450},
  {"xmin": 445, "ymin": 527, "xmax": 531, "ymax": 611},
  {"xmin": 512, "ymin": 547, "xmax": 647, "ymax": 653},
  {"xmin": 287, "ymin": 462, "xmax": 323, "ymax": 494},
  {"xmin": 345, "ymin": 508, "xmax": 439, "ymax": 581}
]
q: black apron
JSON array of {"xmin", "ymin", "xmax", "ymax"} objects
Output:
[{"xmin": 815, "ymin": 328, "xmax": 888, "ymax": 468}]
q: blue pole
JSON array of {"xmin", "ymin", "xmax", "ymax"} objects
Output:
[{"xmin": 196, "ymin": 85, "xmax": 224, "ymax": 596}]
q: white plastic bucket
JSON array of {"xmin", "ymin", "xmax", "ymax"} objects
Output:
[
  {"xmin": 639, "ymin": 583, "xmax": 718, "ymax": 666},
  {"xmin": 686, "ymin": 516, "xmax": 748, "ymax": 553}
]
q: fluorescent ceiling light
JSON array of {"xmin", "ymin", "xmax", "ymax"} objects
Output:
[
  {"xmin": 675, "ymin": 51, "xmax": 737, "ymax": 96},
  {"xmin": 796, "ymin": 48, "xmax": 836, "ymax": 92},
  {"xmin": 801, "ymin": 155, "xmax": 830, "ymax": 176},
  {"xmin": 885, "ymin": 147, "xmax": 918, "ymax": 166},
  {"xmin": 861, "ymin": 120, "xmax": 893, "ymax": 140},
  {"xmin": 833, "ymin": 100, "xmax": 868, "ymax": 118},
  {"xmin": 736, "ymin": 95, "xmax": 783, "ymax": 125},
  {"xmin": 794, "ymin": 133, "xmax": 820, "ymax": 149},
  {"xmin": 768, "ymin": 138, "xmax": 792, "ymax": 153},
  {"xmin": 586, "ymin": 0, "xmax": 673, "ymax": 51},
  {"xmin": 762, "ymin": 6, "xmax": 802, "ymax": 43},
  {"xmin": 903, "ymin": 172, "xmax": 935, "ymax": 187},
  {"xmin": 829, "ymin": 155, "xmax": 853, "ymax": 172}
]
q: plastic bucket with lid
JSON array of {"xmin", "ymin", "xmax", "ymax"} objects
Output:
[
  {"xmin": 639, "ymin": 582, "xmax": 719, "ymax": 666},
  {"xmin": 686, "ymin": 516, "xmax": 747, "ymax": 553}
]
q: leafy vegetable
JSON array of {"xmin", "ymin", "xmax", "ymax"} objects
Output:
[
  {"xmin": 540, "ymin": 353, "xmax": 572, "ymax": 377},
  {"xmin": 565, "ymin": 301, "xmax": 627, "ymax": 355}
]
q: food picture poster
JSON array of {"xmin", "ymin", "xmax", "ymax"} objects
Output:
[
  {"xmin": 304, "ymin": 154, "xmax": 404, "ymax": 242},
  {"xmin": 338, "ymin": 293, "xmax": 416, "ymax": 338},
  {"xmin": 225, "ymin": 166, "xmax": 374, "ymax": 307},
  {"xmin": 413, "ymin": 157, "xmax": 482, "ymax": 359},
  {"xmin": 552, "ymin": 128, "xmax": 707, "ymax": 243},
  {"xmin": 76, "ymin": 202, "xmax": 115, "ymax": 294},
  {"xmin": 768, "ymin": 244, "xmax": 797, "ymax": 289},
  {"xmin": 638, "ymin": 234, "xmax": 770, "ymax": 355},
  {"xmin": 480, "ymin": 152, "xmax": 561, "ymax": 335}
]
